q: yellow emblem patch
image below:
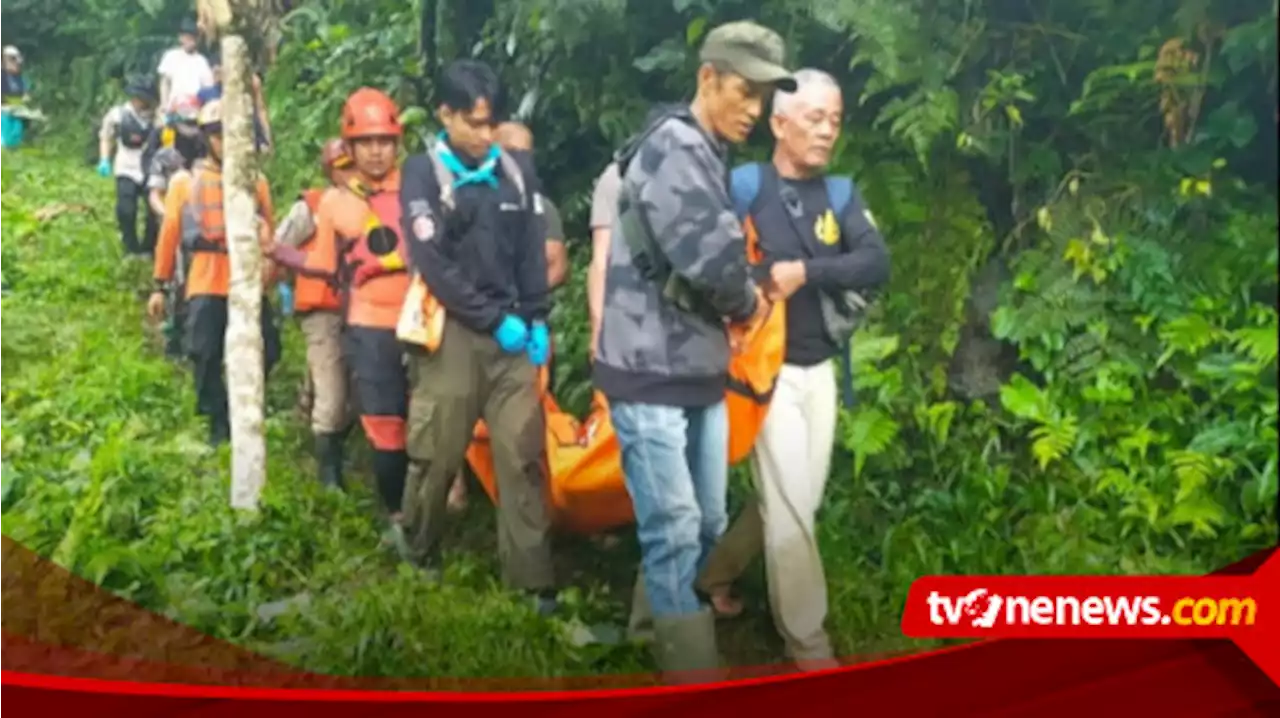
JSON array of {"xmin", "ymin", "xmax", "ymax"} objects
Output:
[{"xmin": 814, "ymin": 209, "xmax": 840, "ymax": 246}]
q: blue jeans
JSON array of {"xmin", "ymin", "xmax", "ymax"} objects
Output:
[{"xmin": 610, "ymin": 399, "xmax": 729, "ymax": 618}]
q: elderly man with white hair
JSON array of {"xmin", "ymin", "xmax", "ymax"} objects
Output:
[{"xmin": 698, "ymin": 67, "xmax": 891, "ymax": 671}]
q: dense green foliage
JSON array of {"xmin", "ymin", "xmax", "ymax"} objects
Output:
[{"xmin": 3, "ymin": 0, "xmax": 1278, "ymax": 678}]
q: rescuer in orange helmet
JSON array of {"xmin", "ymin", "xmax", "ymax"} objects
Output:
[{"xmin": 265, "ymin": 88, "xmax": 413, "ymax": 553}]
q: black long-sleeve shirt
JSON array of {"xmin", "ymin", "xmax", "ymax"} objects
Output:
[
  {"xmin": 400, "ymin": 145, "xmax": 549, "ymax": 334},
  {"xmin": 758, "ymin": 173, "xmax": 891, "ymax": 365}
]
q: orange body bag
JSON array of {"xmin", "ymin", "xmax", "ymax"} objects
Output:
[{"xmin": 462, "ymin": 216, "xmax": 786, "ymax": 536}]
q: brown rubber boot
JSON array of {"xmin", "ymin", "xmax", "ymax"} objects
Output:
[
  {"xmin": 627, "ymin": 569, "xmax": 654, "ymax": 644},
  {"xmin": 651, "ymin": 607, "xmax": 727, "ymax": 685}
]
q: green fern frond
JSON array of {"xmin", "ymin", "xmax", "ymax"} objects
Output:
[
  {"xmin": 1029, "ymin": 414, "xmax": 1078, "ymax": 470},
  {"xmin": 1167, "ymin": 494, "xmax": 1227, "ymax": 538},
  {"xmin": 1231, "ymin": 324, "xmax": 1278, "ymax": 367},
  {"xmin": 1159, "ymin": 314, "xmax": 1219, "ymax": 357},
  {"xmin": 843, "ymin": 407, "xmax": 901, "ymax": 478},
  {"xmin": 1168, "ymin": 449, "xmax": 1235, "ymax": 503}
]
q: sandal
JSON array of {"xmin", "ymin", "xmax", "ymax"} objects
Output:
[{"xmin": 708, "ymin": 587, "xmax": 744, "ymax": 618}]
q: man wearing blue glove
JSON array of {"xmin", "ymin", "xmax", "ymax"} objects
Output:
[
  {"xmin": 398, "ymin": 59, "xmax": 557, "ymax": 612},
  {"xmin": 98, "ymin": 79, "xmax": 159, "ymax": 257}
]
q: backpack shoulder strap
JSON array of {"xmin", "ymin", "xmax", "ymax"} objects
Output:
[
  {"xmin": 614, "ymin": 106, "xmax": 694, "ymax": 179},
  {"xmin": 496, "ymin": 148, "xmax": 527, "ymax": 207},
  {"xmin": 824, "ymin": 175, "xmax": 854, "ymax": 218},
  {"xmin": 424, "ymin": 142, "xmax": 458, "ymax": 213},
  {"xmin": 729, "ymin": 162, "xmax": 762, "ymax": 220}
]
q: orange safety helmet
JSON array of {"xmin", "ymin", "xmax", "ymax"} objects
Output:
[
  {"xmin": 341, "ymin": 88, "xmax": 402, "ymax": 140},
  {"xmin": 320, "ymin": 137, "xmax": 352, "ymax": 170}
]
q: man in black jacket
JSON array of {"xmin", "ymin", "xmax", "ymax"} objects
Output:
[{"xmin": 398, "ymin": 60, "xmax": 557, "ymax": 614}]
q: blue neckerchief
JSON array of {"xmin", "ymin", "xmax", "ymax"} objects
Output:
[{"xmin": 435, "ymin": 131, "xmax": 500, "ymax": 188}]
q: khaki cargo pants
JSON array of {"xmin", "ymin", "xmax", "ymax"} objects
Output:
[
  {"xmin": 298, "ymin": 310, "xmax": 352, "ymax": 434},
  {"xmin": 401, "ymin": 316, "xmax": 555, "ymax": 591}
]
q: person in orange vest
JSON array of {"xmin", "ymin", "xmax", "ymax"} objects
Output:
[
  {"xmin": 265, "ymin": 88, "xmax": 413, "ymax": 551},
  {"xmin": 147, "ymin": 98, "xmax": 282, "ymax": 446},
  {"xmin": 269, "ymin": 138, "xmax": 358, "ymax": 489}
]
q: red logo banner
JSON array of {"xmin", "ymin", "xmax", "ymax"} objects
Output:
[{"xmin": 901, "ymin": 551, "xmax": 1280, "ymax": 683}]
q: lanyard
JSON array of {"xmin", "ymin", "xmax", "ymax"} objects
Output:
[{"xmin": 434, "ymin": 132, "xmax": 501, "ymax": 188}]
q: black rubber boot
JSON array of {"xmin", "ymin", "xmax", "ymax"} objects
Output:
[
  {"xmin": 531, "ymin": 589, "xmax": 559, "ymax": 618},
  {"xmin": 372, "ymin": 449, "xmax": 408, "ymax": 514},
  {"xmin": 373, "ymin": 449, "xmax": 412, "ymax": 562},
  {"xmin": 208, "ymin": 413, "xmax": 231, "ymax": 447},
  {"xmin": 314, "ymin": 432, "xmax": 345, "ymax": 491}
]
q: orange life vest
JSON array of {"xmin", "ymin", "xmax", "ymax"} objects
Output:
[
  {"xmin": 182, "ymin": 163, "xmax": 229, "ymax": 253},
  {"xmin": 301, "ymin": 188, "xmax": 323, "ymax": 214},
  {"xmin": 181, "ymin": 161, "xmax": 269, "ymax": 255},
  {"xmin": 293, "ymin": 188, "xmax": 342, "ymax": 313},
  {"xmin": 340, "ymin": 185, "xmax": 409, "ymax": 283}
]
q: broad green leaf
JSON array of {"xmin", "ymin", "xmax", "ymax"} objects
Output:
[
  {"xmin": 999, "ymin": 373, "xmax": 1048, "ymax": 422},
  {"xmin": 685, "ymin": 17, "xmax": 708, "ymax": 46},
  {"xmin": 1187, "ymin": 422, "xmax": 1251, "ymax": 455},
  {"xmin": 850, "ymin": 333, "xmax": 899, "ymax": 364}
]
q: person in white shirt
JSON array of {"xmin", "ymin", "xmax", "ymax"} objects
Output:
[
  {"xmin": 157, "ymin": 18, "xmax": 213, "ymax": 114},
  {"xmin": 98, "ymin": 80, "xmax": 159, "ymax": 257}
]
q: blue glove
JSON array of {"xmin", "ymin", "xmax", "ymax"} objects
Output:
[
  {"xmin": 492, "ymin": 314, "xmax": 530, "ymax": 354},
  {"xmin": 527, "ymin": 321, "xmax": 549, "ymax": 367},
  {"xmin": 277, "ymin": 283, "xmax": 294, "ymax": 317},
  {"xmin": 96, "ymin": 158, "xmax": 112, "ymax": 177}
]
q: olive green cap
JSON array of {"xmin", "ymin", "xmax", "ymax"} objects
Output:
[{"xmin": 698, "ymin": 21, "xmax": 796, "ymax": 92}]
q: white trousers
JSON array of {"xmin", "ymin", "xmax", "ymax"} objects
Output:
[{"xmin": 749, "ymin": 360, "xmax": 838, "ymax": 660}]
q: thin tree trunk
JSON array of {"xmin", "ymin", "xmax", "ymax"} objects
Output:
[{"xmin": 220, "ymin": 33, "xmax": 267, "ymax": 511}]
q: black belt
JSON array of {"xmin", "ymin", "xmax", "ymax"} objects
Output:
[{"xmin": 187, "ymin": 236, "xmax": 228, "ymax": 254}]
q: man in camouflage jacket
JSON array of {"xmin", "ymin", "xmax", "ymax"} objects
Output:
[{"xmin": 591, "ymin": 20, "xmax": 795, "ymax": 683}]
